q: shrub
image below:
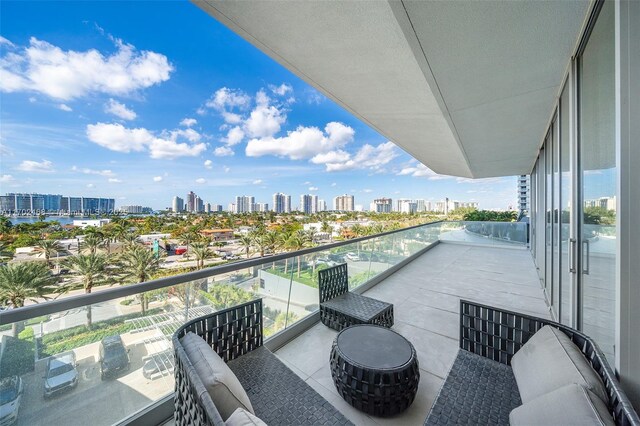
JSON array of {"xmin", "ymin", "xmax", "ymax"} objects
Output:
[{"xmin": 0, "ymin": 335, "xmax": 34, "ymax": 378}]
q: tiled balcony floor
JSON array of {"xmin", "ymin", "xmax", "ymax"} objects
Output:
[{"xmin": 274, "ymin": 243, "xmax": 550, "ymax": 426}]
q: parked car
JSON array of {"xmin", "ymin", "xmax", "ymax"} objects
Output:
[
  {"xmin": 223, "ymin": 254, "xmax": 239, "ymax": 261},
  {"xmin": 99, "ymin": 335, "xmax": 130, "ymax": 380},
  {"xmin": 43, "ymin": 352, "xmax": 78, "ymax": 398},
  {"xmin": 142, "ymin": 350, "xmax": 174, "ymax": 380},
  {"xmin": 312, "ymin": 258, "xmax": 338, "ymax": 267},
  {"xmin": 0, "ymin": 376, "xmax": 23, "ymax": 425},
  {"xmin": 345, "ymin": 252, "xmax": 361, "ymax": 261}
]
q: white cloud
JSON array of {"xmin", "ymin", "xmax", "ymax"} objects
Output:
[
  {"xmin": 86, "ymin": 122, "xmax": 206, "ymax": 159},
  {"xmin": 104, "ymin": 98, "xmax": 137, "ymax": 120},
  {"xmin": 195, "ymin": 178, "xmax": 206, "ymax": 184},
  {"xmin": 246, "ymin": 122, "xmax": 354, "ymax": 160},
  {"xmin": 80, "ymin": 168, "xmax": 115, "ymax": 177},
  {"xmin": 206, "ymin": 87, "xmax": 251, "ymax": 111},
  {"xmin": 0, "ymin": 36, "xmax": 15, "ymax": 47},
  {"xmin": 0, "ymin": 37, "xmax": 173, "ymax": 100},
  {"xmin": 310, "ymin": 150, "xmax": 350, "ymax": 165},
  {"xmin": 309, "ymin": 186, "xmax": 318, "ymax": 191},
  {"xmin": 204, "ymin": 159, "xmax": 213, "ymax": 169},
  {"xmin": 222, "ymin": 112, "xmax": 242, "ymax": 124},
  {"xmin": 17, "ymin": 159, "xmax": 53, "ymax": 173},
  {"xmin": 269, "ymin": 83, "xmax": 293, "ymax": 97},
  {"xmin": 363, "ymin": 189, "xmax": 373, "ymax": 193},
  {"xmin": 253, "ymin": 179, "xmax": 263, "ymax": 185},
  {"xmin": 0, "ymin": 174, "xmax": 14, "ymax": 182},
  {"xmin": 153, "ymin": 176, "xmax": 163, "ymax": 182},
  {"xmin": 331, "ymin": 182, "xmax": 337, "ymax": 187},
  {"xmin": 397, "ymin": 162, "xmax": 442, "ymax": 178},
  {"xmin": 224, "ymin": 126, "xmax": 244, "ymax": 146},
  {"xmin": 28, "ymin": 97, "xmax": 36, "ymax": 103},
  {"xmin": 108, "ymin": 178, "xmax": 122, "ymax": 183},
  {"xmin": 214, "ymin": 146, "xmax": 234, "ymax": 157},
  {"xmin": 243, "ymin": 90, "xmax": 286, "ymax": 138},
  {"xmin": 223, "ymin": 166, "xmax": 230, "ymax": 173},
  {"xmin": 180, "ymin": 118, "xmax": 197, "ymax": 127},
  {"xmin": 323, "ymin": 141, "xmax": 398, "ymax": 172},
  {"xmin": 58, "ymin": 103, "xmax": 72, "ymax": 112},
  {"xmin": 86, "ymin": 183, "xmax": 95, "ymax": 188}
]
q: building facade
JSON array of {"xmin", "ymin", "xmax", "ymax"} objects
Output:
[
  {"xmin": 172, "ymin": 196, "xmax": 184, "ymax": 213},
  {"xmin": 333, "ymin": 194, "xmax": 354, "ymax": 211},
  {"xmin": 518, "ymin": 175, "xmax": 530, "ymax": 213},
  {"xmin": 272, "ymin": 193, "xmax": 291, "ymax": 213},
  {"xmin": 370, "ymin": 198, "xmax": 393, "ymax": 213}
]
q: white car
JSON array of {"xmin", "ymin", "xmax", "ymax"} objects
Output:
[{"xmin": 345, "ymin": 252, "xmax": 360, "ymax": 261}]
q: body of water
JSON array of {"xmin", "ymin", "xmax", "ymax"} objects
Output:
[{"xmin": 10, "ymin": 216, "xmax": 88, "ymax": 226}]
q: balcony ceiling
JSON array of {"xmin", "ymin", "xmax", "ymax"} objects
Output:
[{"xmin": 195, "ymin": 0, "xmax": 590, "ymax": 178}]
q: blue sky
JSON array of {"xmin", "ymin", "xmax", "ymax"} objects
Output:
[{"xmin": 0, "ymin": 1, "xmax": 517, "ymax": 211}]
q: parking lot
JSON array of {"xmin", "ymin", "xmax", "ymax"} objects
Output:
[{"xmin": 15, "ymin": 330, "xmax": 174, "ymax": 426}]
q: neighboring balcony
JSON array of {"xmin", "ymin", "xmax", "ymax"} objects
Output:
[{"xmin": 0, "ymin": 221, "xmax": 537, "ymax": 426}]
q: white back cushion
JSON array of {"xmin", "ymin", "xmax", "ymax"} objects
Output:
[
  {"xmin": 180, "ymin": 332, "xmax": 254, "ymax": 421},
  {"xmin": 225, "ymin": 408, "xmax": 267, "ymax": 426},
  {"xmin": 511, "ymin": 325, "xmax": 608, "ymax": 403}
]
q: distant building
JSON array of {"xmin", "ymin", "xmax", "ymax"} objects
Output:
[
  {"xmin": 235, "ymin": 195, "xmax": 255, "ymax": 213},
  {"xmin": 172, "ymin": 196, "xmax": 184, "ymax": 213},
  {"xmin": 255, "ymin": 203, "xmax": 269, "ymax": 212},
  {"xmin": 272, "ymin": 193, "xmax": 291, "ymax": 213},
  {"xmin": 1, "ymin": 193, "xmax": 114, "ymax": 214},
  {"xmin": 200, "ymin": 229, "xmax": 235, "ymax": 241},
  {"xmin": 195, "ymin": 196, "xmax": 204, "ymax": 213},
  {"xmin": 584, "ymin": 196, "xmax": 616, "ymax": 212},
  {"xmin": 318, "ymin": 199, "xmax": 327, "ymax": 212},
  {"xmin": 415, "ymin": 199, "xmax": 430, "ymax": 212},
  {"xmin": 300, "ymin": 194, "xmax": 317, "ymax": 214},
  {"xmin": 205, "ymin": 203, "xmax": 212, "ymax": 213},
  {"xmin": 370, "ymin": 198, "xmax": 393, "ymax": 213},
  {"xmin": 119, "ymin": 205, "xmax": 152, "ymax": 214},
  {"xmin": 398, "ymin": 199, "xmax": 417, "ymax": 214},
  {"xmin": 213, "ymin": 204, "xmax": 223, "ymax": 212},
  {"xmin": 518, "ymin": 175, "xmax": 530, "ymax": 213},
  {"xmin": 73, "ymin": 219, "xmax": 111, "ymax": 229},
  {"xmin": 333, "ymin": 194, "xmax": 354, "ymax": 211},
  {"xmin": 186, "ymin": 191, "xmax": 196, "ymax": 213}
]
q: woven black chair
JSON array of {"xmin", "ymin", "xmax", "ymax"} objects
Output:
[
  {"xmin": 318, "ymin": 263, "xmax": 393, "ymax": 331},
  {"xmin": 424, "ymin": 300, "xmax": 640, "ymax": 426},
  {"xmin": 173, "ymin": 299, "xmax": 353, "ymax": 426}
]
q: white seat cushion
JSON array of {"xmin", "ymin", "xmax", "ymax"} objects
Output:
[
  {"xmin": 180, "ymin": 332, "xmax": 254, "ymax": 421},
  {"xmin": 511, "ymin": 325, "xmax": 608, "ymax": 403},
  {"xmin": 225, "ymin": 408, "xmax": 267, "ymax": 426},
  {"xmin": 510, "ymin": 383, "xmax": 614, "ymax": 426}
]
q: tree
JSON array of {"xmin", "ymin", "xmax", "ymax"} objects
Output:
[
  {"xmin": 286, "ymin": 231, "xmax": 310, "ymax": 278},
  {"xmin": 117, "ymin": 245, "xmax": 161, "ymax": 315},
  {"xmin": 238, "ymin": 234, "xmax": 253, "ymax": 259},
  {"xmin": 63, "ymin": 254, "xmax": 112, "ymax": 327},
  {"xmin": 34, "ymin": 240, "xmax": 63, "ymax": 268},
  {"xmin": 0, "ymin": 241, "xmax": 13, "ymax": 261},
  {"xmin": 0, "ymin": 216, "xmax": 12, "ymax": 235},
  {"xmin": 81, "ymin": 233, "xmax": 106, "ymax": 255},
  {"xmin": 190, "ymin": 242, "xmax": 211, "ymax": 270},
  {"xmin": 321, "ymin": 221, "xmax": 333, "ymax": 241},
  {"xmin": 0, "ymin": 262, "xmax": 58, "ymax": 336}
]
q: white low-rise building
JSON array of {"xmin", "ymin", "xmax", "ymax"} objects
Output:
[{"xmin": 73, "ymin": 219, "xmax": 111, "ymax": 229}]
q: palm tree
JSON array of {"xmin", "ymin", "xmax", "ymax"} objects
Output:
[
  {"xmin": 321, "ymin": 221, "xmax": 333, "ymax": 242},
  {"xmin": 0, "ymin": 262, "xmax": 58, "ymax": 335},
  {"xmin": 122, "ymin": 232, "xmax": 141, "ymax": 248},
  {"xmin": 0, "ymin": 241, "xmax": 13, "ymax": 262},
  {"xmin": 64, "ymin": 254, "xmax": 112, "ymax": 327},
  {"xmin": 34, "ymin": 239, "xmax": 63, "ymax": 268},
  {"xmin": 190, "ymin": 242, "xmax": 211, "ymax": 270},
  {"xmin": 238, "ymin": 234, "xmax": 253, "ymax": 259},
  {"xmin": 276, "ymin": 231, "xmax": 292, "ymax": 273},
  {"xmin": 286, "ymin": 231, "xmax": 310, "ymax": 278},
  {"xmin": 81, "ymin": 233, "xmax": 106, "ymax": 255},
  {"xmin": 117, "ymin": 245, "xmax": 161, "ymax": 315}
]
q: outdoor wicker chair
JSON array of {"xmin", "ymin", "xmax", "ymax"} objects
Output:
[
  {"xmin": 318, "ymin": 263, "xmax": 393, "ymax": 331},
  {"xmin": 424, "ymin": 300, "xmax": 640, "ymax": 426},
  {"xmin": 173, "ymin": 299, "xmax": 352, "ymax": 426}
]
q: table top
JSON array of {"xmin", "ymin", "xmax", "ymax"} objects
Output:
[{"xmin": 335, "ymin": 324, "xmax": 413, "ymax": 370}]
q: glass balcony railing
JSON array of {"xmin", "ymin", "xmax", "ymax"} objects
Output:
[
  {"xmin": 440, "ymin": 221, "xmax": 529, "ymax": 246},
  {"xmin": 0, "ymin": 220, "xmax": 524, "ymax": 426}
]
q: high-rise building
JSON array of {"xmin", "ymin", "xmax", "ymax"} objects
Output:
[
  {"xmin": 213, "ymin": 204, "xmax": 223, "ymax": 212},
  {"xmin": 235, "ymin": 196, "xmax": 255, "ymax": 213},
  {"xmin": 370, "ymin": 198, "xmax": 393, "ymax": 213},
  {"xmin": 1, "ymin": 193, "xmax": 114, "ymax": 214},
  {"xmin": 255, "ymin": 203, "xmax": 269, "ymax": 212},
  {"xmin": 300, "ymin": 194, "xmax": 317, "ymax": 214},
  {"xmin": 397, "ymin": 199, "xmax": 417, "ymax": 214},
  {"xmin": 318, "ymin": 199, "xmax": 327, "ymax": 212},
  {"xmin": 333, "ymin": 194, "xmax": 354, "ymax": 211},
  {"xmin": 186, "ymin": 191, "xmax": 196, "ymax": 213},
  {"xmin": 195, "ymin": 196, "xmax": 205, "ymax": 213},
  {"xmin": 415, "ymin": 199, "xmax": 430, "ymax": 212},
  {"xmin": 205, "ymin": 203, "xmax": 212, "ymax": 213},
  {"xmin": 272, "ymin": 193, "xmax": 291, "ymax": 213},
  {"xmin": 172, "ymin": 196, "xmax": 184, "ymax": 213},
  {"xmin": 518, "ymin": 175, "xmax": 530, "ymax": 213}
]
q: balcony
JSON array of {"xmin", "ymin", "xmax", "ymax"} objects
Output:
[{"xmin": 0, "ymin": 221, "xmax": 539, "ymax": 426}]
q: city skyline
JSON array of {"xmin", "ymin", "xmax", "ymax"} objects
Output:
[{"xmin": 1, "ymin": 2, "xmax": 518, "ymax": 211}]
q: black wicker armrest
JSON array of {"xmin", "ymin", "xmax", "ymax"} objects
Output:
[
  {"xmin": 175, "ymin": 298, "xmax": 263, "ymax": 363},
  {"xmin": 459, "ymin": 300, "xmax": 640, "ymax": 426}
]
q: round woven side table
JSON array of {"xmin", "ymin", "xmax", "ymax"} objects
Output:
[{"xmin": 329, "ymin": 324, "xmax": 420, "ymax": 417}]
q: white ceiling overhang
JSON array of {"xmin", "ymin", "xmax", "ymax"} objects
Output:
[{"xmin": 195, "ymin": 0, "xmax": 590, "ymax": 178}]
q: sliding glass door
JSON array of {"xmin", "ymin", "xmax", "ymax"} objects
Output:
[{"xmin": 577, "ymin": 0, "xmax": 616, "ymax": 363}]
